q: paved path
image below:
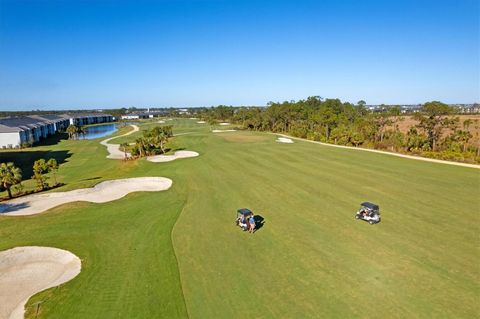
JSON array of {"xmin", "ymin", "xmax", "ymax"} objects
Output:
[
  {"xmin": 275, "ymin": 133, "xmax": 480, "ymax": 169},
  {"xmin": 100, "ymin": 125, "xmax": 139, "ymax": 159}
]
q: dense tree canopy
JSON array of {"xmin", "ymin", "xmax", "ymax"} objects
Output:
[
  {"xmin": 0, "ymin": 162, "xmax": 22, "ymax": 198},
  {"xmin": 198, "ymin": 97, "xmax": 479, "ymax": 164},
  {"xmin": 131, "ymin": 125, "xmax": 173, "ymax": 157}
]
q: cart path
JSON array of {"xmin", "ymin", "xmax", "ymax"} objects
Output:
[
  {"xmin": 100, "ymin": 124, "xmax": 139, "ymax": 159},
  {"xmin": 274, "ymin": 133, "xmax": 480, "ymax": 169},
  {"xmin": 0, "ymin": 246, "xmax": 81, "ymax": 319}
]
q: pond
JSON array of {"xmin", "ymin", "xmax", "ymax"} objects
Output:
[{"xmin": 83, "ymin": 123, "xmax": 118, "ymax": 139}]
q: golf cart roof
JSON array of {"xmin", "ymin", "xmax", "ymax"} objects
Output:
[
  {"xmin": 361, "ymin": 202, "xmax": 379, "ymax": 211},
  {"xmin": 237, "ymin": 208, "xmax": 252, "ymax": 216}
]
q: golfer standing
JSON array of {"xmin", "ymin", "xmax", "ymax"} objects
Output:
[{"xmin": 249, "ymin": 215, "xmax": 255, "ymax": 233}]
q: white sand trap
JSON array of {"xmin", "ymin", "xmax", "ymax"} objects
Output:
[
  {"xmin": 157, "ymin": 120, "xmax": 165, "ymax": 123},
  {"xmin": 0, "ymin": 246, "xmax": 81, "ymax": 319},
  {"xmin": 212, "ymin": 129, "xmax": 236, "ymax": 133},
  {"xmin": 147, "ymin": 151, "xmax": 199, "ymax": 163},
  {"xmin": 0, "ymin": 177, "xmax": 172, "ymax": 216},
  {"xmin": 189, "ymin": 117, "xmax": 198, "ymax": 120},
  {"xmin": 276, "ymin": 137, "xmax": 294, "ymax": 143},
  {"xmin": 100, "ymin": 125, "xmax": 139, "ymax": 159},
  {"xmin": 196, "ymin": 121, "xmax": 206, "ymax": 124},
  {"xmin": 219, "ymin": 122, "xmax": 231, "ymax": 126}
]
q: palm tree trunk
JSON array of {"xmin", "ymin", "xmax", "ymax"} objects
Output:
[
  {"xmin": 160, "ymin": 140, "xmax": 165, "ymax": 154},
  {"xmin": 6, "ymin": 187, "xmax": 12, "ymax": 199}
]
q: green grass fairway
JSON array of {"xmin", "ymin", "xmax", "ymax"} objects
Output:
[{"xmin": 1, "ymin": 119, "xmax": 479, "ymax": 318}]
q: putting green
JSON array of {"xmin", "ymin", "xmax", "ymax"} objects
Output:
[{"xmin": 0, "ymin": 119, "xmax": 478, "ymax": 318}]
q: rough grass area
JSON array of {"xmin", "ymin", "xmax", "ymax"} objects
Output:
[{"xmin": 1, "ymin": 119, "xmax": 478, "ymax": 319}]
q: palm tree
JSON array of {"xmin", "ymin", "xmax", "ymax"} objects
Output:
[
  {"xmin": 46, "ymin": 158, "xmax": 58, "ymax": 185},
  {"xmin": 454, "ymin": 130, "xmax": 472, "ymax": 152},
  {"xmin": 66, "ymin": 124, "xmax": 78, "ymax": 139},
  {"xmin": 0, "ymin": 162, "xmax": 22, "ymax": 199},
  {"xmin": 77, "ymin": 125, "xmax": 86, "ymax": 139},
  {"xmin": 120, "ymin": 143, "xmax": 129, "ymax": 159},
  {"xmin": 158, "ymin": 132, "xmax": 168, "ymax": 154},
  {"xmin": 32, "ymin": 159, "xmax": 49, "ymax": 190},
  {"xmin": 463, "ymin": 119, "xmax": 473, "ymax": 130},
  {"xmin": 134, "ymin": 138, "xmax": 147, "ymax": 157}
]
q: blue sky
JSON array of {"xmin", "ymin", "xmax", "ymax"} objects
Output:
[{"xmin": 0, "ymin": 0, "xmax": 478, "ymax": 110}]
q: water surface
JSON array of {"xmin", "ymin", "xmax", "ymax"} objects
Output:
[{"xmin": 83, "ymin": 123, "xmax": 118, "ymax": 139}]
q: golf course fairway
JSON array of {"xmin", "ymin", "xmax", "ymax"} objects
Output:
[{"xmin": 0, "ymin": 119, "xmax": 478, "ymax": 319}]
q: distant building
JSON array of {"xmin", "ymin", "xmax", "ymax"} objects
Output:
[
  {"xmin": 177, "ymin": 108, "xmax": 190, "ymax": 115},
  {"xmin": 121, "ymin": 113, "xmax": 149, "ymax": 120},
  {"xmin": 120, "ymin": 111, "xmax": 165, "ymax": 120},
  {"xmin": 453, "ymin": 104, "xmax": 480, "ymax": 114},
  {"xmin": 67, "ymin": 113, "xmax": 114, "ymax": 125},
  {"xmin": 0, "ymin": 113, "xmax": 113, "ymax": 149}
]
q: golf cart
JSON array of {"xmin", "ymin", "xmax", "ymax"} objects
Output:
[
  {"xmin": 355, "ymin": 202, "xmax": 381, "ymax": 225},
  {"xmin": 236, "ymin": 208, "xmax": 253, "ymax": 231}
]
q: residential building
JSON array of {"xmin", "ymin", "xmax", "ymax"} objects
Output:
[{"xmin": 0, "ymin": 113, "xmax": 113, "ymax": 149}]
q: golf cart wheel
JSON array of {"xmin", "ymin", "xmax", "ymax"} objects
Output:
[
  {"xmin": 369, "ymin": 220, "xmax": 374, "ymax": 225},
  {"xmin": 355, "ymin": 215, "xmax": 360, "ymax": 219}
]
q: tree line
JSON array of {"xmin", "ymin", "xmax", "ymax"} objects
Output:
[
  {"xmin": 0, "ymin": 158, "xmax": 58, "ymax": 199},
  {"xmin": 197, "ymin": 97, "xmax": 479, "ymax": 163}
]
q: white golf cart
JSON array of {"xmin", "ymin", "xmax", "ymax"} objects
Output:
[{"xmin": 355, "ymin": 202, "xmax": 381, "ymax": 225}]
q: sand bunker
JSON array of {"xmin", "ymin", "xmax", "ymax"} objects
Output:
[
  {"xmin": 100, "ymin": 124, "xmax": 139, "ymax": 159},
  {"xmin": 147, "ymin": 151, "xmax": 199, "ymax": 163},
  {"xmin": 277, "ymin": 137, "xmax": 294, "ymax": 143},
  {"xmin": 212, "ymin": 129, "xmax": 236, "ymax": 133},
  {"xmin": 0, "ymin": 246, "xmax": 81, "ymax": 319},
  {"xmin": 157, "ymin": 120, "xmax": 165, "ymax": 123},
  {"xmin": 196, "ymin": 121, "xmax": 206, "ymax": 124},
  {"xmin": 0, "ymin": 177, "xmax": 172, "ymax": 216},
  {"xmin": 219, "ymin": 122, "xmax": 231, "ymax": 126}
]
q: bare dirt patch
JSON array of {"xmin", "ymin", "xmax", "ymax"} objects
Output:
[{"xmin": 390, "ymin": 115, "xmax": 480, "ymax": 138}]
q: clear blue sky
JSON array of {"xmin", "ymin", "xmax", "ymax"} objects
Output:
[{"xmin": 0, "ymin": 0, "xmax": 478, "ymax": 110}]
